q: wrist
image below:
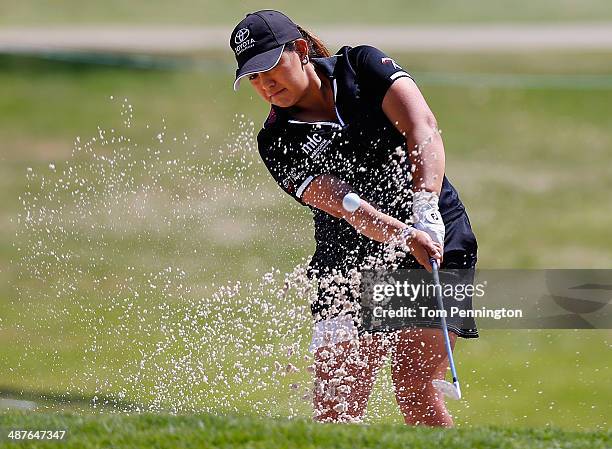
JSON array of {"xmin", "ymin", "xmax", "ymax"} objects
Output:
[
  {"xmin": 412, "ymin": 190, "xmax": 445, "ymax": 246},
  {"xmin": 412, "ymin": 190, "xmax": 440, "ymax": 222},
  {"xmin": 399, "ymin": 225, "xmax": 416, "ymax": 242}
]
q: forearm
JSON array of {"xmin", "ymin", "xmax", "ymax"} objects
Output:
[
  {"xmin": 405, "ymin": 124, "xmax": 447, "ymax": 247},
  {"xmin": 342, "ymin": 196, "xmax": 443, "ymax": 270},
  {"xmin": 407, "ymin": 123, "xmax": 445, "ymax": 195},
  {"xmin": 381, "ymin": 78, "xmax": 445, "ymax": 195},
  {"xmin": 301, "ymin": 174, "xmax": 441, "ymax": 268},
  {"xmin": 342, "ymin": 199, "xmax": 408, "ymax": 244},
  {"xmin": 301, "ymin": 174, "xmax": 408, "ymax": 244}
]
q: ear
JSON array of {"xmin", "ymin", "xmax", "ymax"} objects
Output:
[{"xmin": 293, "ymin": 38, "xmax": 309, "ymax": 61}]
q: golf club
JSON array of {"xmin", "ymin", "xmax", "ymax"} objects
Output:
[{"xmin": 430, "ymin": 258, "xmax": 462, "ymax": 400}]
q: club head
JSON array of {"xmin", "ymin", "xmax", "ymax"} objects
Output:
[{"xmin": 432, "ymin": 379, "xmax": 461, "ymax": 400}]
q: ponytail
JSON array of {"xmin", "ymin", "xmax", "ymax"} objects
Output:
[{"xmin": 286, "ymin": 25, "xmax": 331, "ymax": 58}]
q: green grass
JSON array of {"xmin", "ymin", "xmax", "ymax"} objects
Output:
[
  {"xmin": 0, "ymin": 51, "xmax": 611, "ymax": 431},
  {"xmin": 1, "ymin": 0, "xmax": 612, "ymax": 25},
  {"xmin": 0, "ymin": 412, "xmax": 610, "ymax": 449}
]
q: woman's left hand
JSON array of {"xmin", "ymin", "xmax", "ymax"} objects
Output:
[{"xmin": 405, "ymin": 229, "xmax": 443, "ymax": 272}]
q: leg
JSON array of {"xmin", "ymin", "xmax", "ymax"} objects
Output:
[
  {"xmin": 313, "ymin": 333, "xmax": 388, "ymax": 422},
  {"xmin": 390, "ymin": 327, "xmax": 457, "ymax": 427}
]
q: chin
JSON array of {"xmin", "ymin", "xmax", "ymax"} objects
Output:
[{"xmin": 270, "ymin": 94, "xmax": 295, "ymax": 108}]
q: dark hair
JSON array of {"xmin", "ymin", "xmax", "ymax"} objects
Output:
[{"xmin": 285, "ymin": 25, "xmax": 331, "ymax": 58}]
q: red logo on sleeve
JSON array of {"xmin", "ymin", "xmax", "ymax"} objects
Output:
[{"xmin": 381, "ymin": 57, "xmax": 402, "ymax": 70}]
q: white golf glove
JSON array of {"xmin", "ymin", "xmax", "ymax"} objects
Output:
[{"xmin": 412, "ymin": 191, "xmax": 445, "ymax": 246}]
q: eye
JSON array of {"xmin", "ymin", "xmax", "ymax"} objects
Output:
[{"xmin": 248, "ymin": 74, "xmax": 259, "ymax": 81}]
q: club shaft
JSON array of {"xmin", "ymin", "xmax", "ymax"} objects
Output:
[{"xmin": 431, "ymin": 259, "xmax": 460, "ymax": 385}]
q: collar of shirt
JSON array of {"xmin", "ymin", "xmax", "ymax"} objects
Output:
[{"xmin": 263, "ymin": 48, "xmax": 347, "ymax": 129}]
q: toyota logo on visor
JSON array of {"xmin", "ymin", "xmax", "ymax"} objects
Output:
[{"xmin": 234, "ymin": 28, "xmax": 250, "ymax": 44}]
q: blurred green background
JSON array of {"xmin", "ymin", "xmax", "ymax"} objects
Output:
[
  {"xmin": 0, "ymin": 0, "xmax": 611, "ymax": 432},
  {"xmin": 2, "ymin": 0, "xmax": 612, "ymax": 24}
]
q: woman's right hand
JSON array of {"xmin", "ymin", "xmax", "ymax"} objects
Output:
[{"xmin": 405, "ymin": 229, "xmax": 443, "ymax": 272}]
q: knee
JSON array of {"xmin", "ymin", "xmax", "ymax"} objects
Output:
[
  {"xmin": 393, "ymin": 378, "xmax": 438, "ymax": 403},
  {"xmin": 391, "ymin": 363, "xmax": 444, "ymax": 401},
  {"xmin": 313, "ymin": 376, "xmax": 370, "ymax": 422},
  {"xmin": 392, "ymin": 362, "xmax": 441, "ymax": 388}
]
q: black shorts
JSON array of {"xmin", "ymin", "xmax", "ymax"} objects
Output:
[{"xmin": 307, "ymin": 212, "xmax": 479, "ymax": 339}]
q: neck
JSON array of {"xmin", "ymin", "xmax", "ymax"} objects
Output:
[{"xmin": 287, "ymin": 65, "xmax": 337, "ymax": 122}]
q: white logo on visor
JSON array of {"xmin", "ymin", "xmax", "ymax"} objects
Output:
[
  {"xmin": 235, "ymin": 28, "xmax": 250, "ymax": 44},
  {"xmin": 234, "ymin": 28, "xmax": 256, "ymax": 55}
]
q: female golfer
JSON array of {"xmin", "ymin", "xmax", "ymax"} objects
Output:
[{"xmin": 230, "ymin": 10, "xmax": 478, "ymax": 426}]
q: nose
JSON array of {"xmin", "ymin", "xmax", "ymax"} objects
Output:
[{"xmin": 259, "ymin": 72, "xmax": 276, "ymax": 90}]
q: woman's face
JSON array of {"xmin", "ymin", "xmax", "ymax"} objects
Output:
[{"xmin": 248, "ymin": 46, "xmax": 309, "ymax": 108}]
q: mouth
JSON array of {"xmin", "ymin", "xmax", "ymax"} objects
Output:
[{"xmin": 269, "ymin": 88, "xmax": 286, "ymax": 99}]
